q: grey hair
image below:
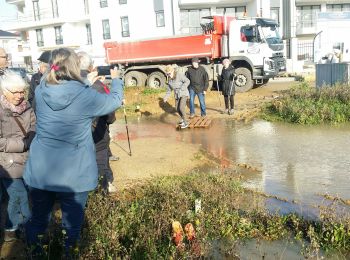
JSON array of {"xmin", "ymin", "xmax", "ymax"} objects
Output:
[
  {"xmin": 0, "ymin": 70, "xmax": 26, "ymax": 92},
  {"xmin": 77, "ymin": 51, "xmax": 93, "ymax": 71}
]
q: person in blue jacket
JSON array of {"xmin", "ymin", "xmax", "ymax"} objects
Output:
[{"xmin": 23, "ymin": 48, "xmax": 124, "ymax": 256}]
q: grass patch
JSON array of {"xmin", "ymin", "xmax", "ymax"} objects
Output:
[
  {"xmin": 141, "ymin": 87, "xmax": 166, "ymax": 96},
  {"xmin": 262, "ymin": 83, "xmax": 350, "ymax": 124},
  {"xmin": 73, "ymin": 172, "xmax": 350, "ymax": 259}
]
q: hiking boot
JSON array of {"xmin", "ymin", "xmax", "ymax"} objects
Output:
[
  {"xmin": 181, "ymin": 122, "xmax": 189, "ymax": 129},
  {"xmin": 109, "ymin": 155, "xmax": 119, "ymax": 161},
  {"xmin": 229, "ymin": 109, "xmax": 234, "ymax": 115},
  {"xmin": 4, "ymin": 230, "xmax": 17, "ymax": 242},
  {"xmin": 189, "ymin": 114, "xmax": 195, "ymax": 119}
]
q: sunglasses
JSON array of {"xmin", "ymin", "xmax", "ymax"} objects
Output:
[{"xmin": 0, "ymin": 54, "xmax": 9, "ymax": 60}]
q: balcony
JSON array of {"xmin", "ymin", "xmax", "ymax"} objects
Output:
[
  {"xmin": 6, "ymin": 0, "xmax": 25, "ymax": 12},
  {"xmin": 179, "ymin": 0, "xmax": 248, "ymax": 7},
  {"xmin": 4, "ymin": 8, "xmax": 89, "ymax": 31}
]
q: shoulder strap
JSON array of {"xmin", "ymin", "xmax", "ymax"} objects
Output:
[{"xmin": 13, "ymin": 116, "xmax": 27, "ymax": 137}]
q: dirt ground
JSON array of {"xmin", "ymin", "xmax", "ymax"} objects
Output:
[{"xmin": 110, "ymin": 80, "xmax": 297, "ymax": 189}]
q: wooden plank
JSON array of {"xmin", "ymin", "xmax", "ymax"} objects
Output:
[
  {"xmin": 204, "ymin": 119, "xmax": 212, "ymax": 128},
  {"xmin": 188, "ymin": 118, "xmax": 198, "ymax": 128},
  {"xmin": 194, "ymin": 117, "xmax": 206, "ymax": 127},
  {"xmin": 199, "ymin": 117, "xmax": 210, "ymax": 127}
]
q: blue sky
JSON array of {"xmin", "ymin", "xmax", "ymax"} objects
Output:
[{"xmin": 0, "ymin": 0, "xmax": 17, "ymax": 29}]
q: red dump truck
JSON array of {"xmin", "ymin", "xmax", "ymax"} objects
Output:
[{"xmin": 104, "ymin": 16, "xmax": 285, "ymax": 92}]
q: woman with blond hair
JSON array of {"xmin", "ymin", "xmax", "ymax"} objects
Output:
[
  {"xmin": 163, "ymin": 65, "xmax": 190, "ymax": 129},
  {"xmin": 23, "ymin": 48, "xmax": 124, "ymax": 256},
  {"xmin": 0, "ymin": 71, "xmax": 35, "ymax": 242}
]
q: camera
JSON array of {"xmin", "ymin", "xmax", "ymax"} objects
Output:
[{"xmin": 97, "ymin": 65, "xmax": 114, "ymax": 76}]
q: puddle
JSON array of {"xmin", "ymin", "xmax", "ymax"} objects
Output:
[{"xmin": 111, "ymin": 117, "xmax": 350, "ymax": 217}]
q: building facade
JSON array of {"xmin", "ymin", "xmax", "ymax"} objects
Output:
[{"xmin": 4, "ymin": 0, "xmax": 350, "ymax": 71}]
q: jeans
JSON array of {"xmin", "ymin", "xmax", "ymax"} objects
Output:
[
  {"xmin": 175, "ymin": 96, "xmax": 188, "ymax": 123},
  {"xmin": 189, "ymin": 88, "xmax": 206, "ymax": 116},
  {"xmin": 0, "ymin": 178, "xmax": 30, "ymax": 231},
  {"xmin": 25, "ymin": 188, "xmax": 89, "ymax": 254}
]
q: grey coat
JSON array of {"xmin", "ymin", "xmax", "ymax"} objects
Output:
[
  {"xmin": 0, "ymin": 104, "xmax": 36, "ymax": 178},
  {"xmin": 164, "ymin": 72, "xmax": 190, "ymax": 100}
]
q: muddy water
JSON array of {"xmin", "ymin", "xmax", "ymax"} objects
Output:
[{"xmin": 112, "ymin": 117, "xmax": 350, "ymax": 217}]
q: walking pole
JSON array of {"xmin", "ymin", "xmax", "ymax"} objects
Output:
[
  {"xmin": 216, "ymin": 78, "xmax": 222, "ymax": 108},
  {"xmin": 215, "ymin": 64, "xmax": 222, "ymax": 108},
  {"xmin": 123, "ymin": 104, "xmax": 132, "ymax": 156}
]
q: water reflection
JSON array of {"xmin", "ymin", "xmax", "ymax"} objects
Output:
[{"xmin": 111, "ymin": 117, "xmax": 350, "ymax": 216}]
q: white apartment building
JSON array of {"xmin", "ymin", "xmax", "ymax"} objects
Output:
[{"xmin": 4, "ymin": 0, "xmax": 350, "ymax": 71}]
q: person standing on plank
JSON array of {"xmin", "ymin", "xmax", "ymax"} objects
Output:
[{"xmin": 186, "ymin": 57, "xmax": 209, "ymax": 118}]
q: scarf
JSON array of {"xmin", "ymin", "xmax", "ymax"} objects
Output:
[{"xmin": 0, "ymin": 95, "xmax": 27, "ymax": 115}]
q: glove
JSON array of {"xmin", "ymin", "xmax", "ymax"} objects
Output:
[{"xmin": 23, "ymin": 131, "xmax": 35, "ymax": 151}]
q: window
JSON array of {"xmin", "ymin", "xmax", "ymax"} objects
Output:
[
  {"xmin": 102, "ymin": 19, "xmax": 111, "ymax": 39},
  {"xmin": 100, "ymin": 0, "xmax": 108, "ymax": 8},
  {"xmin": 240, "ymin": 26, "xmax": 260, "ymax": 43},
  {"xmin": 119, "ymin": 0, "xmax": 127, "ymax": 4},
  {"xmin": 327, "ymin": 4, "xmax": 350, "ymax": 12},
  {"xmin": 32, "ymin": 0, "xmax": 40, "ymax": 21},
  {"xmin": 156, "ymin": 11, "xmax": 165, "ymax": 27},
  {"xmin": 36, "ymin": 29, "xmax": 44, "ymax": 47},
  {"xmin": 180, "ymin": 9, "xmax": 210, "ymax": 34},
  {"xmin": 296, "ymin": 5, "xmax": 321, "ymax": 30},
  {"xmin": 270, "ymin": 8, "xmax": 279, "ymax": 23},
  {"xmin": 55, "ymin": 26, "xmax": 63, "ymax": 45},
  {"xmin": 86, "ymin": 24, "xmax": 92, "ymax": 44},
  {"xmin": 51, "ymin": 0, "xmax": 59, "ymax": 18},
  {"xmin": 121, "ymin": 16, "xmax": 130, "ymax": 37},
  {"xmin": 215, "ymin": 6, "xmax": 246, "ymax": 17}
]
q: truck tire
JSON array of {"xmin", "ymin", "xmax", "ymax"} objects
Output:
[
  {"xmin": 124, "ymin": 71, "xmax": 147, "ymax": 87},
  {"xmin": 234, "ymin": 67, "xmax": 253, "ymax": 93},
  {"xmin": 147, "ymin": 71, "xmax": 166, "ymax": 89}
]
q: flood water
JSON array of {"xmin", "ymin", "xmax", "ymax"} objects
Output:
[{"xmin": 112, "ymin": 117, "xmax": 350, "ymax": 218}]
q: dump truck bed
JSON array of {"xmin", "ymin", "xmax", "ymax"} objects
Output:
[{"xmin": 104, "ymin": 34, "xmax": 221, "ymax": 64}]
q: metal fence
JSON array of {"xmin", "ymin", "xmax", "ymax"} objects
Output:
[{"xmin": 298, "ymin": 41, "xmax": 314, "ymax": 61}]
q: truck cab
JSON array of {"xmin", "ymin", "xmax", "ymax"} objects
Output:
[{"xmin": 215, "ymin": 16, "xmax": 285, "ymax": 92}]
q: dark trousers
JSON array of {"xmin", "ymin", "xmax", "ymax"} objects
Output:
[
  {"xmin": 175, "ymin": 96, "xmax": 188, "ymax": 123},
  {"xmin": 224, "ymin": 95, "xmax": 234, "ymax": 110},
  {"xmin": 96, "ymin": 148, "xmax": 114, "ymax": 191},
  {"xmin": 25, "ymin": 188, "xmax": 89, "ymax": 255}
]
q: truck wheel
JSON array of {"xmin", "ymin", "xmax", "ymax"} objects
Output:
[
  {"xmin": 147, "ymin": 71, "xmax": 166, "ymax": 89},
  {"xmin": 125, "ymin": 71, "xmax": 147, "ymax": 87},
  {"xmin": 234, "ymin": 67, "xmax": 253, "ymax": 93}
]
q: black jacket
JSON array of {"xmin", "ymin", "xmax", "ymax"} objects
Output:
[
  {"xmin": 219, "ymin": 66, "xmax": 236, "ymax": 96},
  {"xmin": 186, "ymin": 66, "xmax": 209, "ymax": 93},
  {"xmin": 91, "ymin": 80, "xmax": 116, "ymax": 151},
  {"xmin": 28, "ymin": 71, "xmax": 43, "ymax": 111}
]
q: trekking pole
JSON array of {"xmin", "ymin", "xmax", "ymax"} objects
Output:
[
  {"xmin": 216, "ymin": 78, "xmax": 222, "ymax": 108},
  {"xmin": 123, "ymin": 104, "xmax": 132, "ymax": 156}
]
